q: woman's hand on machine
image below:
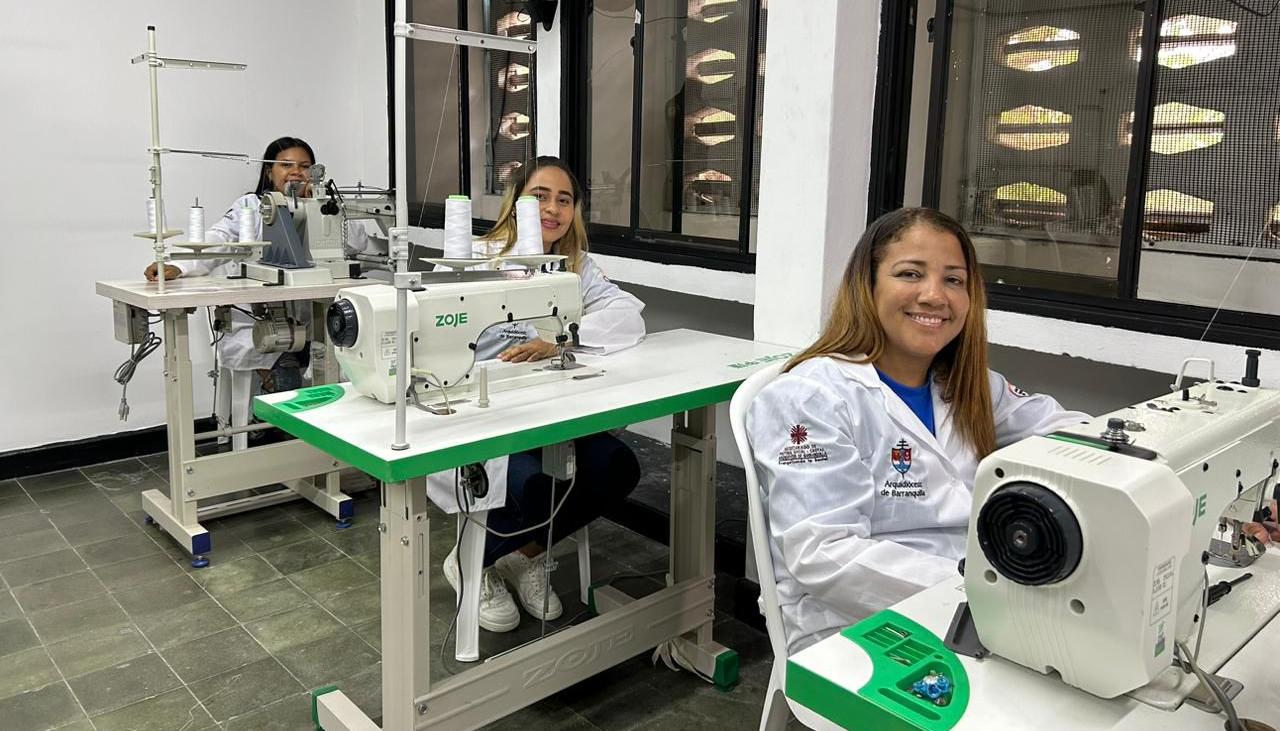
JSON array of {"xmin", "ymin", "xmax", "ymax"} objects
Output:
[
  {"xmin": 498, "ymin": 339, "xmax": 559, "ymax": 363},
  {"xmin": 1241, "ymin": 499, "xmax": 1279, "ymax": 545},
  {"xmin": 144, "ymin": 263, "xmax": 181, "ymax": 282}
]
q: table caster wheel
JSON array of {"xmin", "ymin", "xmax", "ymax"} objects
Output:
[
  {"xmin": 191, "ymin": 555, "xmax": 210, "ymax": 569},
  {"xmin": 143, "ymin": 515, "xmax": 155, "ymax": 526},
  {"xmin": 336, "ymin": 518, "xmax": 353, "ymax": 530}
]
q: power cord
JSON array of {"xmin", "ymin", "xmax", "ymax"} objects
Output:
[
  {"xmin": 1174, "ymin": 640, "xmax": 1245, "ymax": 730},
  {"xmin": 114, "ymin": 331, "xmax": 161, "ymax": 421}
]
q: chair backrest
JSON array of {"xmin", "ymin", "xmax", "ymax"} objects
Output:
[{"xmin": 728, "ymin": 361, "xmax": 789, "ymax": 665}]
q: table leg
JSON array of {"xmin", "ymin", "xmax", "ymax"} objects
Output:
[
  {"xmin": 667, "ymin": 405, "xmax": 738, "ymax": 689},
  {"xmin": 455, "ymin": 509, "xmax": 489, "ymax": 662},
  {"xmin": 141, "ymin": 309, "xmax": 212, "ymax": 568},
  {"xmin": 381, "ymin": 478, "xmax": 432, "ymax": 729}
]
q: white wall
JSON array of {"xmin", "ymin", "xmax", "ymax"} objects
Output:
[{"xmin": 0, "ymin": 1, "xmax": 387, "ymax": 453}]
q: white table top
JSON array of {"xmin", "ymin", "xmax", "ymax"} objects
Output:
[
  {"xmin": 788, "ymin": 550, "xmax": 1280, "ymax": 730},
  {"xmin": 254, "ymin": 329, "xmax": 794, "ymax": 483},
  {"xmin": 96, "ymin": 276, "xmax": 354, "ymax": 310}
]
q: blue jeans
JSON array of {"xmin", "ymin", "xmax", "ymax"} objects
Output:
[
  {"xmin": 257, "ymin": 347, "xmax": 311, "ymax": 394},
  {"xmin": 482, "ymin": 432, "xmax": 641, "ymax": 566}
]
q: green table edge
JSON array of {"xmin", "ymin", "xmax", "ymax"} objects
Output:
[
  {"xmin": 255, "ymin": 380, "xmax": 745, "ymax": 483},
  {"xmin": 786, "ymin": 609, "xmax": 969, "ymax": 731},
  {"xmin": 311, "ymin": 684, "xmax": 340, "ymax": 730}
]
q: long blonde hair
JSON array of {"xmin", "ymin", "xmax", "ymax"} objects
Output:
[
  {"xmin": 483, "ymin": 156, "xmax": 588, "ymax": 274},
  {"xmin": 786, "ymin": 208, "xmax": 996, "ymax": 457}
]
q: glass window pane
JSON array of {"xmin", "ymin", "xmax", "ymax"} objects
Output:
[
  {"xmin": 936, "ymin": 3, "xmax": 1138, "ymax": 295},
  {"xmin": 409, "ymin": 0, "xmax": 462, "ymax": 212},
  {"xmin": 586, "ymin": 0, "xmax": 636, "ymax": 227},
  {"xmin": 1136, "ymin": 2, "xmax": 1280, "ymax": 317}
]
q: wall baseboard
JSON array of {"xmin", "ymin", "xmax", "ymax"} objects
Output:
[{"xmin": 0, "ymin": 418, "xmax": 216, "ymax": 480}]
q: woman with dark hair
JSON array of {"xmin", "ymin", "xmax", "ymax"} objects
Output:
[
  {"xmin": 746, "ymin": 207, "xmax": 1090, "ymax": 654},
  {"xmin": 142, "ymin": 136, "xmax": 366, "ymax": 392},
  {"xmin": 438, "ymin": 156, "xmax": 646, "ymax": 634}
]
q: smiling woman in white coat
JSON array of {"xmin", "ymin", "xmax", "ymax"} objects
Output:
[{"xmin": 747, "ymin": 207, "xmax": 1090, "ymax": 654}]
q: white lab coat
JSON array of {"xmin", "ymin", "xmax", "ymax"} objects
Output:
[
  {"xmin": 746, "ymin": 355, "xmax": 1090, "ymax": 654},
  {"xmin": 173, "ymin": 193, "xmax": 374, "ymax": 371},
  {"xmin": 425, "ymin": 239, "xmax": 646, "ymax": 514}
]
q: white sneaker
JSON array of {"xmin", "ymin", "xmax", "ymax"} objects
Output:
[
  {"xmin": 443, "ymin": 547, "xmax": 520, "ymax": 633},
  {"xmin": 495, "ymin": 551, "xmax": 564, "ymax": 621}
]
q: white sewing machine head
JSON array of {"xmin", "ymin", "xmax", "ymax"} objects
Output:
[
  {"xmin": 326, "ymin": 262, "xmax": 586, "ymax": 404},
  {"xmin": 962, "ymin": 357, "xmax": 1279, "ymax": 700}
]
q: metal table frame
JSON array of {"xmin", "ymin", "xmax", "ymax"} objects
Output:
[
  {"xmin": 254, "ymin": 330, "xmax": 793, "ymax": 729},
  {"xmin": 96, "ymin": 277, "xmax": 358, "ymax": 566}
]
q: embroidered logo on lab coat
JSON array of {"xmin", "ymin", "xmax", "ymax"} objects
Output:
[
  {"xmin": 891, "ymin": 439, "xmax": 913, "ymax": 474},
  {"xmin": 883, "ymin": 439, "xmax": 926, "ymax": 498},
  {"xmin": 1008, "ymin": 383, "xmax": 1030, "ymax": 398},
  {"xmin": 777, "ymin": 424, "xmax": 828, "ymax": 465}
]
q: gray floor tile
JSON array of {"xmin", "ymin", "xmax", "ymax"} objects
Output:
[
  {"xmin": 88, "ymin": 686, "xmax": 216, "ymax": 731},
  {"xmin": 63, "ymin": 515, "xmax": 140, "ymax": 547},
  {"xmin": 81, "ymin": 460, "xmax": 167, "ymax": 495},
  {"xmin": 488, "ymin": 700, "xmax": 600, "ymax": 731},
  {"xmin": 351, "ymin": 619, "xmax": 381, "ymax": 652},
  {"xmin": 0, "ymin": 549, "xmax": 88, "ymax": 589},
  {"xmin": 218, "ymin": 578, "xmax": 311, "ymax": 623},
  {"xmin": 0, "ymin": 681, "xmax": 86, "ymax": 731},
  {"xmin": 27, "ymin": 594, "xmax": 129, "ymax": 644},
  {"xmin": 0, "ymin": 646, "xmax": 60, "ymax": 700},
  {"xmin": 288, "ymin": 558, "xmax": 377, "ymax": 603},
  {"xmin": 162, "ymin": 625, "xmax": 271, "ymax": 684},
  {"xmin": 0, "ymin": 590, "xmax": 18, "ymax": 622},
  {"xmin": 231, "ymin": 516, "xmax": 318, "ymax": 553},
  {"xmin": 188, "ymin": 656, "xmax": 303, "ymax": 723},
  {"xmin": 133, "ymin": 597, "xmax": 237, "ymax": 650},
  {"xmin": 18, "ymin": 469, "xmax": 89, "ymax": 493},
  {"xmin": 324, "ymin": 525, "xmax": 380, "ymax": 556},
  {"xmin": 46, "ymin": 623, "xmax": 151, "ymax": 680},
  {"xmin": 0, "ymin": 494, "xmax": 40, "ymax": 519},
  {"xmin": 93, "ymin": 553, "xmax": 184, "ymax": 591},
  {"xmin": 113, "ymin": 574, "xmax": 205, "ymax": 616},
  {"xmin": 352, "ymin": 550, "xmax": 379, "ymax": 574},
  {"xmin": 0, "ymin": 528, "xmax": 70, "ymax": 564},
  {"xmin": 0, "ymin": 511, "xmax": 53, "ymax": 539},
  {"xmin": 223, "ymin": 691, "xmax": 313, "ymax": 731},
  {"xmin": 244, "ymin": 603, "xmax": 345, "ymax": 654},
  {"xmin": 68, "ymin": 651, "xmax": 182, "ymax": 716},
  {"xmin": 317, "ymin": 585, "xmax": 380, "ymax": 626},
  {"xmin": 0, "ymin": 479, "xmax": 22, "ymax": 498},
  {"xmin": 79, "ymin": 533, "xmax": 164, "ymax": 569},
  {"xmin": 190, "ymin": 555, "xmax": 282, "ymax": 598},
  {"xmin": 11, "ymin": 571, "xmax": 104, "ymax": 614},
  {"xmin": 29, "ymin": 486, "xmax": 108, "ymax": 512},
  {"xmin": 45, "ymin": 496, "xmax": 127, "ymax": 531},
  {"xmin": 138, "ymin": 452, "xmax": 170, "ymax": 474},
  {"xmin": 331, "ymin": 662, "xmax": 381, "ymax": 720},
  {"xmin": 259, "ymin": 536, "xmax": 344, "ymax": 576},
  {"xmin": 274, "ymin": 630, "xmax": 379, "ymax": 689}
]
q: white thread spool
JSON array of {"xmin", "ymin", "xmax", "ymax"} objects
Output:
[
  {"xmin": 146, "ymin": 198, "xmax": 158, "ymax": 234},
  {"xmin": 443, "ymin": 195, "xmax": 473, "ymax": 259},
  {"xmin": 187, "ymin": 200, "xmax": 205, "ymax": 244},
  {"xmin": 514, "ymin": 195, "xmax": 542, "ymax": 256},
  {"xmin": 238, "ymin": 202, "xmax": 256, "ymax": 243}
]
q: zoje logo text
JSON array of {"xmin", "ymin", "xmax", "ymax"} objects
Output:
[
  {"xmin": 434, "ymin": 312, "xmax": 469, "ymax": 327},
  {"xmin": 522, "ymin": 628, "xmax": 634, "ymax": 688}
]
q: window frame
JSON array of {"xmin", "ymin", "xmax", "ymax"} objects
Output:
[
  {"xmin": 389, "ymin": 0, "xmax": 535, "ymax": 233},
  {"xmin": 919, "ymin": 0, "xmax": 1280, "ymax": 350},
  {"xmin": 560, "ymin": 0, "xmax": 765, "ymax": 273}
]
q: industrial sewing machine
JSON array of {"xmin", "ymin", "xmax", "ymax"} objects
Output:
[
  {"xmin": 325, "ymin": 256, "xmax": 594, "ymax": 406},
  {"xmin": 240, "ymin": 164, "xmax": 394, "ymax": 286},
  {"xmin": 958, "ymin": 351, "xmax": 1279, "ymax": 706}
]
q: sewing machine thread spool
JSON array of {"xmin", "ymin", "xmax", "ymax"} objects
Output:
[
  {"xmin": 514, "ymin": 195, "xmax": 542, "ymax": 256},
  {"xmin": 187, "ymin": 200, "xmax": 205, "ymax": 243},
  {"xmin": 443, "ymin": 195, "xmax": 473, "ymax": 259},
  {"xmin": 146, "ymin": 198, "xmax": 158, "ymax": 234},
  {"xmin": 237, "ymin": 202, "xmax": 255, "ymax": 243}
]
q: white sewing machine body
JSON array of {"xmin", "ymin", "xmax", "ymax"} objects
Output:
[
  {"xmin": 964, "ymin": 378, "xmax": 1280, "ymax": 700},
  {"xmin": 327, "ymin": 268, "xmax": 588, "ymax": 404}
]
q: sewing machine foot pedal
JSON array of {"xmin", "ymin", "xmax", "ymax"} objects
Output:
[{"xmin": 1183, "ymin": 672, "xmax": 1242, "ymax": 714}]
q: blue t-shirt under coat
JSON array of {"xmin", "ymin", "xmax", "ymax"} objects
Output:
[{"xmin": 875, "ymin": 367, "xmax": 935, "ymax": 435}]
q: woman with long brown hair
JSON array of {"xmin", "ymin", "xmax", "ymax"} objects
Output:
[{"xmin": 746, "ymin": 207, "xmax": 1089, "ymax": 653}]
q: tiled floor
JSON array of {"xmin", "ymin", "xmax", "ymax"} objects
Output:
[{"xmin": 0, "ymin": 444, "xmax": 801, "ymax": 730}]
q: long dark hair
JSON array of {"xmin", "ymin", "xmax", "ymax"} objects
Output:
[
  {"xmin": 785, "ymin": 207, "xmax": 996, "ymax": 457},
  {"xmin": 254, "ymin": 136, "xmax": 316, "ymax": 196}
]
